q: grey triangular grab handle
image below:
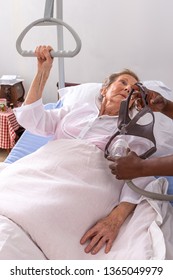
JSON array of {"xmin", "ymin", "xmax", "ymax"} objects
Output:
[{"xmin": 16, "ymin": 18, "xmax": 82, "ymax": 57}]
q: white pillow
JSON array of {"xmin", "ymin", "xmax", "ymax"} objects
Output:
[
  {"xmin": 58, "ymin": 80, "xmax": 173, "ymax": 104},
  {"xmin": 58, "ymin": 83, "xmax": 102, "ymax": 107}
]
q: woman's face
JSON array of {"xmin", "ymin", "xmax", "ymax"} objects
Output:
[
  {"xmin": 101, "ymin": 74, "xmax": 137, "ymax": 104},
  {"xmin": 101, "ymin": 74, "xmax": 137, "ymax": 115}
]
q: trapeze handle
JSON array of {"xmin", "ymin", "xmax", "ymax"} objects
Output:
[{"xmin": 16, "ymin": 18, "xmax": 82, "ymax": 57}]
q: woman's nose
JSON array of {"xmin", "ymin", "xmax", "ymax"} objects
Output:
[{"xmin": 125, "ymin": 85, "xmax": 131, "ymax": 93}]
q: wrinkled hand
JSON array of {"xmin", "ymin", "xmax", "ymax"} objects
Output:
[
  {"xmin": 35, "ymin": 45, "xmax": 54, "ymax": 71},
  {"xmin": 109, "ymin": 150, "xmax": 144, "ymax": 180},
  {"xmin": 80, "ymin": 203, "xmax": 135, "ymax": 255},
  {"xmin": 131, "ymin": 84, "xmax": 167, "ymax": 113}
]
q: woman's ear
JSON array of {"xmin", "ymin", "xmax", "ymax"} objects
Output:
[{"xmin": 100, "ymin": 87, "xmax": 107, "ymax": 97}]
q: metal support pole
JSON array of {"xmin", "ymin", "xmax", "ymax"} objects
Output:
[
  {"xmin": 56, "ymin": 0, "xmax": 65, "ymax": 89},
  {"xmin": 44, "ymin": 0, "xmax": 54, "ymax": 18}
]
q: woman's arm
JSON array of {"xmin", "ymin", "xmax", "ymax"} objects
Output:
[
  {"xmin": 24, "ymin": 45, "xmax": 53, "ymax": 105},
  {"xmin": 13, "ymin": 45, "xmax": 63, "ymax": 136},
  {"xmin": 80, "ymin": 202, "xmax": 136, "ymax": 254}
]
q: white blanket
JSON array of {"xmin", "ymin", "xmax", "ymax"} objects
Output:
[{"xmin": 0, "ymin": 139, "xmax": 173, "ymax": 260}]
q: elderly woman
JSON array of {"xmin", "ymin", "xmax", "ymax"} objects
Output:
[{"xmin": 0, "ymin": 46, "xmax": 167, "ymax": 260}]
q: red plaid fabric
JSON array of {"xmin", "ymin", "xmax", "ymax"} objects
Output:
[{"xmin": 0, "ymin": 109, "xmax": 20, "ymax": 149}]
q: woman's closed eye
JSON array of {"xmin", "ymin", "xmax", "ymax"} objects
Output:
[{"xmin": 119, "ymin": 79, "xmax": 128, "ymax": 86}]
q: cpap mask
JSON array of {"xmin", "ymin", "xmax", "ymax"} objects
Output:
[
  {"xmin": 104, "ymin": 82, "xmax": 173, "ymax": 201},
  {"xmin": 105, "ymin": 82, "xmax": 156, "ymax": 159}
]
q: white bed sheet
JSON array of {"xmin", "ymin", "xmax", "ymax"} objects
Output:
[
  {"xmin": 0, "ymin": 216, "xmax": 46, "ymax": 260},
  {"xmin": 0, "ymin": 139, "xmax": 173, "ymax": 260}
]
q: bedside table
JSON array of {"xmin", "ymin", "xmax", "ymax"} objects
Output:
[{"xmin": 0, "ymin": 81, "xmax": 25, "ymax": 107}]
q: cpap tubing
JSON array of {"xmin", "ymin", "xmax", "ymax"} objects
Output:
[{"xmin": 111, "ymin": 139, "xmax": 173, "ymax": 201}]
